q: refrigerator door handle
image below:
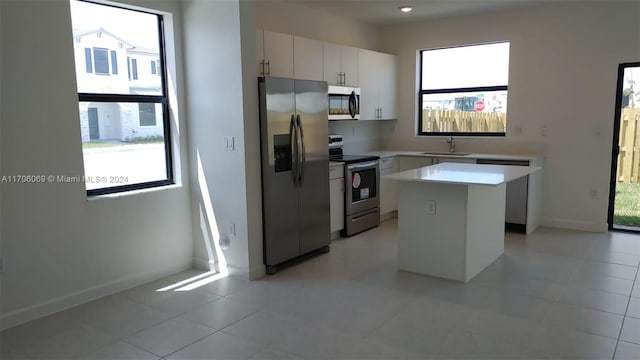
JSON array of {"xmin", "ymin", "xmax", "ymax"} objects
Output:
[
  {"xmin": 296, "ymin": 114, "xmax": 305, "ymax": 185},
  {"xmin": 290, "ymin": 114, "xmax": 298, "ymax": 186}
]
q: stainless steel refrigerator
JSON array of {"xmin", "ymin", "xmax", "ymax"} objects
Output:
[{"xmin": 258, "ymin": 77, "xmax": 330, "ymax": 274}]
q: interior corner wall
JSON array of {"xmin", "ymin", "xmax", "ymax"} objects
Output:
[
  {"xmin": 182, "ymin": 0, "xmax": 260, "ymax": 279},
  {"xmin": 378, "ymin": 1, "xmax": 640, "ymax": 232},
  {"xmin": 238, "ymin": 1, "xmax": 264, "ymax": 280},
  {"xmin": 0, "ymin": 0, "xmax": 193, "ymax": 330},
  {"xmin": 0, "ymin": 0, "xmax": 4, "ymax": 329}
]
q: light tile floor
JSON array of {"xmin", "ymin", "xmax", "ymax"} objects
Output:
[{"xmin": 1, "ymin": 219, "xmax": 640, "ymax": 359}]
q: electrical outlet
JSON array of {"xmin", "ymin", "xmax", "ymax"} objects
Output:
[
  {"xmin": 540, "ymin": 126, "xmax": 548, "ymax": 137},
  {"xmin": 223, "ymin": 136, "xmax": 234, "ymax": 150},
  {"xmin": 514, "ymin": 126, "xmax": 523, "ymax": 136},
  {"xmin": 426, "ymin": 200, "xmax": 436, "ymax": 215}
]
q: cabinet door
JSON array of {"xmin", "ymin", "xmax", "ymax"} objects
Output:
[
  {"xmin": 256, "ymin": 29, "xmax": 264, "ymax": 76},
  {"xmin": 357, "ymin": 48, "xmax": 379, "ymax": 120},
  {"xmin": 506, "ymin": 176, "xmax": 528, "ymax": 224},
  {"xmin": 323, "ymin": 42, "xmax": 342, "ymax": 86},
  {"xmin": 263, "ymin": 30, "xmax": 293, "ymax": 78},
  {"xmin": 341, "ymin": 45, "xmax": 359, "ymax": 87},
  {"xmin": 398, "ymin": 156, "xmax": 433, "ymax": 171},
  {"xmin": 330, "ymin": 178, "xmax": 344, "ymax": 233},
  {"xmin": 380, "ymin": 157, "xmax": 399, "ymax": 214},
  {"xmin": 294, "ymin": 36, "xmax": 323, "ymax": 81},
  {"xmin": 378, "ymin": 52, "xmax": 397, "ymax": 120}
]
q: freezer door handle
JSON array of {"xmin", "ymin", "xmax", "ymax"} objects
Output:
[
  {"xmin": 296, "ymin": 114, "xmax": 305, "ymax": 185},
  {"xmin": 290, "ymin": 114, "xmax": 297, "ymax": 186}
]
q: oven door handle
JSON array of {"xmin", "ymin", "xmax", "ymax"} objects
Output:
[{"xmin": 347, "ymin": 160, "xmax": 379, "ymax": 171}]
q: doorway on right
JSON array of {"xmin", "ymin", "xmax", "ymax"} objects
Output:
[{"xmin": 609, "ymin": 62, "xmax": 640, "ymax": 232}]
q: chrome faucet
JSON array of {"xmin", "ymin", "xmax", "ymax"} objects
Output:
[{"xmin": 446, "ymin": 136, "xmax": 456, "ymax": 153}]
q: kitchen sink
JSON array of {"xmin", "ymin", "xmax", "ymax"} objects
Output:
[{"xmin": 422, "ymin": 152, "xmax": 470, "ymax": 156}]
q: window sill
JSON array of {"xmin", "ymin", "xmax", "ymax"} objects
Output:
[{"xmin": 87, "ymin": 183, "xmax": 182, "ymax": 201}]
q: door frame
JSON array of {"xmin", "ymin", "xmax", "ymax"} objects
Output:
[{"xmin": 607, "ymin": 62, "xmax": 640, "ymax": 232}]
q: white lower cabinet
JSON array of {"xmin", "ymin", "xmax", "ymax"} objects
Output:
[
  {"xmin": 380, "ymin": 157, "xmax": 399, "ymax": 215},
  {"xmin": 329, "ymin": 164, "xmax": 344, "ymax": 233}
]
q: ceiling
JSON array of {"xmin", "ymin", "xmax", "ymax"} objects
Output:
[{"xmin": 282, "ymin": 0, "xmax": 556, "ymax": 26}]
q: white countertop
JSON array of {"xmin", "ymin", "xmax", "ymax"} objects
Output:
[
  {"xmin": 385, "ymin": 163, "xmax": 541, "ymax": 186},
  {"xmin": 329, "ymin": 161, "xmax": 345, "ymax": 166},
  {"xmin": 359, "ymin": 150, "xmax": 542, "ymax": 162}
]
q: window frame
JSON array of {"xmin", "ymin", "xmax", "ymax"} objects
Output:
[
  {"xmin": 92, "ymin": 47, "xmax": 110, "ymax": 75},
  {"xmin": 417, "ymin": 43, "xmax": 509, "ymax": 137},
  {"xmin": 75, "ymin": 0, "xmax": 173, "ymax": 196}
]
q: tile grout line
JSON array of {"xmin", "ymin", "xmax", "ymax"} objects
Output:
[
  {"xmin": 160, "ymin": 306, "xmax": 262, "ymax": 359},
  {"xmin": 612, "ymin": 265, "xmax": 639, "ymax": 360}
]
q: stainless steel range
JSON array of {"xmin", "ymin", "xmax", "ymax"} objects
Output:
[{"xmin": 329, "ymin": 135, "xmax": 380, "ymax": 236}]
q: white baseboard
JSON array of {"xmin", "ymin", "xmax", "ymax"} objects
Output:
[
  {"xmin": 542, "ymin": 217, "xmax": 608, "ymax": 233},
  {"xmin": 193, "ymin": 256, "xmax": 213, "ymax": 271},
  {"xmin": 380, "ymin": 211, "xmax": 397, "ymax": 222},
  {"xmin": 0, "ymin": 259, "xmax": 192, "ymax": 331}
]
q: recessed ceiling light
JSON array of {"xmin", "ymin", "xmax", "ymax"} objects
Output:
[{"xmin": 399, "ymin": 6, "xmax": 413, "ymax": 13}]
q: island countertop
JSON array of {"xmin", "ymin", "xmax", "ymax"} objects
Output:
[{"xmin": 385, "ymin": 162, "xmax": 541, "ymax": 186}]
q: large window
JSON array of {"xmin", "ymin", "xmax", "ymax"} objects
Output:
[
  {"xmin": 418, "ymin": 42, "xmax": 510, "ymax": 136},
  {"xmin": 70, "ymin": 0, "xmax": 172, "ymax": 195}
]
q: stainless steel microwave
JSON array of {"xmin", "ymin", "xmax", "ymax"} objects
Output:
[{"xmin": 328, "ymin": 86, "xmax": 360, "ymax": 120}]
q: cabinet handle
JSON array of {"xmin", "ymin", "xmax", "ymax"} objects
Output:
[
  {"xmin": 342, "ymin": 72, "xmax": 346, "ymax": 86},
  {"xmin": 379, "ymin": 107, "xmax": 382, "ymax": 119},
  {"xmin": 265, "ymin": 60, "xmax": 270, "ymax": 76},
  {"xmin": 260, "ymin": 60, "xmax": 265, "ymax": 76}
]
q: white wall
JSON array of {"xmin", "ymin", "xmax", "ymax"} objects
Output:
[
  {"xmin": 182, "ymin": 0, "xmax": 263, "ymax": 279},
  {"xmin": 378, "ymin": 1, "xmax": 640, "ymax": 232},
  {"xmin": 0, "ymin": 0, "xmax": 193, "ymax": 329},
  {"xmin": 255, "ymin": 0, "xmax": 378, "ymax": 50}
]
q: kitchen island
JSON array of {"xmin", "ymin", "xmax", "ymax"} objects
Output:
[{"xmin": 385, "ymin": 163, "xmax": 541, "ymax": 282}]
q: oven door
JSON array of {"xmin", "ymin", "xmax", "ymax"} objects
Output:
[{"xmin": 345, "ymin": 160, "xmax": 380, "ymax": 215}]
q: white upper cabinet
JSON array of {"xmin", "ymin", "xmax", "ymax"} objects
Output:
[
  {"xmin": 358, "ymin": 49, "xmax": 397, "ymax": 120},
  {"xmin": 257, "ymin": 29, "xmax": 398, "ymax": 119},
  {"xmin": 257, "ymin": 29, "xmax": 264, "ymax": 75},
  {"xmin": 341, "ymin": 46, "xmax": 359, "ymax": 87},
  {"xmin": 258, "ymin": 29, "xmax": 294, "ymax": 78},
  {"xmin": 323, "ymin": 42, "xmax": 342, "ymax": 85},
  {"xmin": 377, "ymin": 52, "xmax": 397, "ymax": 120},
  {"xmin": 323, "ymin": 43, "xmax": 359, "ymax": 87},
  {"xmin": 358, "ymin": 49, "xmax": 378, "ymax": 120},
  {"xmin": 293, "ymin": 36, "xmax": 323, "ymax": 81}
]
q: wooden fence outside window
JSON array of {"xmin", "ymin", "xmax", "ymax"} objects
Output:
[
  {"xmin": 618, "ymin": 108, "xmax": 640, "ymax": 183},
  {"xmin": 422, "ymin": 109, "xmax": 506, "ymax": 133}
]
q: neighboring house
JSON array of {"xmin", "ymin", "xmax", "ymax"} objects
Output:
[{"xmin": 73, "ymin": 28, "xmax": 163, "ymax": 142}]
